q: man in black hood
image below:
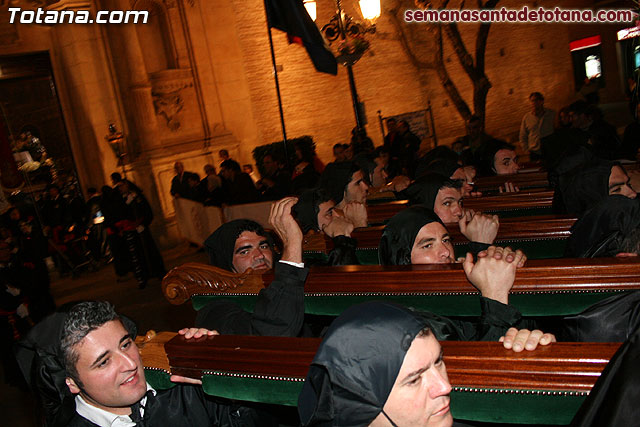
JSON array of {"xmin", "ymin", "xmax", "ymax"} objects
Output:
[
  {"xmin": 293, "ymin": 188, "xmax": 359, "ymax": 266},
  {"xmin": 298, "ymin": 301, "xmax": 553, "ymax": 426},
  {"xmin": 197, "ymin": 197, "xmax": 308, "ymax": 337},
  {"xmin": 556, "ymin": 160, "xmax": 636, "ymax": 216},
  {"xmin": 405, "ymin": 176, "xmax": 499, "ymax": 248},
  {"xmin": 565, "ymin": 195, "xmax": 640, "ymax": 258}
]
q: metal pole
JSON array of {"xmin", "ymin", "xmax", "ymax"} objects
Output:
[
  {"xmin": 346, "ymin": 65, "xmax": 363, "ymax": 131},
  {"xmin": 335, "ymin": 0, "xmax": 364, "ymax": 133},
  {"xmin": 264, "ymin": 0, "xmax": 290, "ymax": 170}
]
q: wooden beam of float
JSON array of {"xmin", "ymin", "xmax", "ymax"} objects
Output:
[
  {"xmin": 324, "ymin": 215, "xmax": 576, "ymax": 251},
  {"xmin": 162, "ymin": 257, "xmax": 640, "ymax": 316},
  {"xmin": 138, "ymin": 332, "xmax": 620, "ymax": 425},
  {"xmin": 367, "ymin": 189, "xmax": 555, "ymax": 224}
]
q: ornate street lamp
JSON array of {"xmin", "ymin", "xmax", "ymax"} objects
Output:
[{"xmin": 308, "ymin": 0, "xmax": 380, "ymax": 133}]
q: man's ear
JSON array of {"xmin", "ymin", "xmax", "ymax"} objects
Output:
[{"xmin": 66, "ymin": 377, "xmax": 81, "ymax": 394}]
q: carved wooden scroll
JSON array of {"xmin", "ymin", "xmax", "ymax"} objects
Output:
[
  {"xmin": 162, "ymin": 263, "xmax": 266, "ymax": 305},
  {"xmin": 162, "ymin": 257, "xmax": 640, "ymax": 306}
]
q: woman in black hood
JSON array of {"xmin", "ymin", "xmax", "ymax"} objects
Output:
[{"xmin": 565, "ymin": 195, "xmax": 640, "ymax": 257}]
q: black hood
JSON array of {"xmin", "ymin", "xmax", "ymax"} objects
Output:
[
  {"xmin": 319, "ymin": 162, "xmax": 360, "ymax": 205},
  {"xmin": 298, "ymin": 301, "xmax": 427, "ymax": 426},
  {"xmin": 405, "ymin": 173, "xmax": 453, "ymax": 208},
  {"xmin": 559, "ymin": 160, "xmax": 614, "ymax": 216},
  {"xmin": 566, "ymin": 195, "xmax": 640, "ymax": 257},
  {"xmin": 415, "ymin": 158, "xmax": 460, "ymax": 181},
  {"xmin": 203, "ymin": 219, "xmax": 273, "ymax": 272},
  {"xmin": 293, "ymin": 188, "xmax": 332, "ymax": 233},
  {"xmin": 379, "ymin": 205, "xmax": 444, "ymax": 265}
]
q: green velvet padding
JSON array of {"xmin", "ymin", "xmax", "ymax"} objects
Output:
[
  {"xmin": 144, "ymin": 368, "xmax": 176, "ymax": 390},
  {"xmin": 509, "ymin": 292, "xmax": 622, "ymax": 316},
  {"xmin": 202, "ymin": 374, "xmax": 303, "ymax": 406},
  {"xmin": 455, "ymin": 239, "xmax": 567, "ymax": 260},
  {"xmin": 304, "ymin": 295, "xmax": 483, "ymax": 316},
  {"xmin": 302, "ymin": 252, "xmax": 329, "ymax": 264},
  {"xmin": 487, "ymin": 207, "xmax": 552, "ymax": 218},
  {"xmin": 192, "ymin": 295, "xmax": 258, "ymax": 312},
  {"xmin": 450, "ymin": 389, "xmax": 585, "ymax": 425},
  {"xmin": 198, "ymin": 374, "xmax": 585, "ymax": 424},
  {"xmin": 191, "ymin": 292, "xmax": 624, "ymax": 317}
]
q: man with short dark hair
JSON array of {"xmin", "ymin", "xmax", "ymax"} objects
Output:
[
  {"xmin": 16, "ymin": 301, "xmax": 268, "ymax": 426},
  {"xmin": 260, "ymin": 153, "xmax": 291, "ymax": 200},
  {"xmin": 219, "ymin": 159, "xmax": 260, "ymax": 204},
  {"xmin": 332, "ymin": 143, "xmax": 346, "ymax": 163},
  {"xmin": 170, "ymin": 162, "xmax": 200, "ymax": 200},
  {"xmin": 320, "ymin": 161, "xmax": 369, "ymax": 228},
  {"xmin": 520, "ymin": 92, "xmax": 555, "ymax": 161}
]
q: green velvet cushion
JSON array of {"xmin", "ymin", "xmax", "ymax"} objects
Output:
[
  {"xmin": 192, "ymin": 291, "xmax": 624, "ymax": 317},
  {"xmin": 198, "ymin": 373, "xmax": 585, "ymax": 424}
]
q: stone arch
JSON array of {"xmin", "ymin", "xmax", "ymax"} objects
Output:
[{"xmin": 133, "ymin": 0, "xmax": 176, "ymax": 73}]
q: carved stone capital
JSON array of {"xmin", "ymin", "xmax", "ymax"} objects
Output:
[{"xmin": 162, "ymin": 262, "xmax": 266, "ymax": 305}]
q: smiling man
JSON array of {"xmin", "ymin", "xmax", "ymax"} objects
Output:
[{"xmin": 16, "ymin": 301, "xmax": 267, "ymax": 427}]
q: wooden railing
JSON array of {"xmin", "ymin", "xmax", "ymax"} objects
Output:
[
  {"xmin": 138, "ymin": 332, "xmax": 620, "ymax": 424},
  {"xmin": 162, "ymin": 258, "xmax": 640, "ymax": 316}
]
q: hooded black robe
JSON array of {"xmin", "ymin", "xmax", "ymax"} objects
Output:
[
  {"xmin": 318, "ymin": 162, "xmax": 361, "ymax": 206},
  {"xmin": 570, "ymin": 324, "xmax": 640, "ymax": 426},
  {"xmin": 557, "ymin": 160, "xmax": 615, "ymax": 217},
  {"xmin": 380, "ymin": 204, "xmax": 489, "ymax": 263},
  {"xmin": 198, "ymin": 220, "xmax": 307, "ymax": 337},
  {"xmin": 293, "ymin": 189, "xmax": 359, "ymax": 266},
  {"xmin": 565, "ymin": 195, "xmax": 640, "ymax": 257},
  {"xmin": 298, "ymin": 301, "xmax": 440, "ymax": 426}
]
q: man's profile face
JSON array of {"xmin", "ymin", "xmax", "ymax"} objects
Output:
[
  {"xmin": 344, "ymin": 170, "xmax": 369, "ymax": 204},
  {"xmin": 232, "ymin": 231, "xmax": 274, "ymax": 273},
  {"xmin": 65, "ymin": 320, "xmax": 147, "ymax": 416},
  {"xmin": 317, "ymin": 200, "xmax": 335, "ymax": 232},
  {"xmin": 410, "ymin": 222, "xmax": 454, "ymax": 264},
  {"xmin": 609, "ymin": 165, "xmax": 637, "ymax": 199},
  {"xmin": 433, "ymin": 187, "xmax": 463, "ymax": 224},
  {"xmin": 493, "ymin": 149, "xmax": 519, "ymax": 175},
  {"xmin": 371, "ymin": 334, "xmax": 453, "ymax": 427}
]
